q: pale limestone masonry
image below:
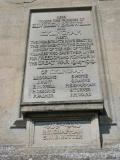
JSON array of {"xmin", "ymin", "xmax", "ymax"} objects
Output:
[{"xmin": 0, "ymin": 0, "xmax": 120, "ymax": 159}]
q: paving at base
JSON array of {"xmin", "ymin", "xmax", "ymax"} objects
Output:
[{"xmin": 0, "ymin": 144, "xmax": 120, "ymax": 160}]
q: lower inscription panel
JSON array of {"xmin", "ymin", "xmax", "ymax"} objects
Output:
[{"xmin": 33, "ymin": 115, "xmax": 100, "ymax": 148}]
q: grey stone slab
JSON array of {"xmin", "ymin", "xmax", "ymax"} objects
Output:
[
  {"xmin": 27, "ymin": 114, "xmax": 100, "ymax": 148},
  {"xmin": 22, "ymin": 7, "xmax": 103, "ymax": 106},
  {"xmin": 0, "ymin": 0, "xmax": 120, "ymax": 153},
  {"xmin": 21, "ymin": 103, "xmax": 103, "ymax": 112}
]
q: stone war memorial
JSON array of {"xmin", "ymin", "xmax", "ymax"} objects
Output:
[{"xmin": 0, "ymin": 0, "xmax": 120, "ymax": 159}]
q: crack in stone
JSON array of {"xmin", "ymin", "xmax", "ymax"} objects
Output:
[{"xmin": 7, "ymin": 0, "xmax": 37, "ymax": 5}]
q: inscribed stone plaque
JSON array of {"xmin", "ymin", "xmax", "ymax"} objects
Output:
[
  {"xmin": 22, "ymin": 7, "xmax": 103, "ymax": 104},
  {"xmin": 33, "ymin": 116, "xmax": 100, "ymax": 147}
]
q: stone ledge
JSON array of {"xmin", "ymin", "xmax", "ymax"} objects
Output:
[{"xmin": 0, "ymin": 144, "xmax": 120, "ymax": 160}]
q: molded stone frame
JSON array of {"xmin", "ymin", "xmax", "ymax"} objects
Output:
[{"xmin": 20, "ymin": 6, "xmax": 106, "ymax": 113}]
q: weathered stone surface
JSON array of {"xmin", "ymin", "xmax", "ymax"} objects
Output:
[
  {"xmin": 33, "ymin": 116, "xmax": 100, "ymax": 148},
  {"xmin": 99, "ymin": 0, "xmax": 120, "ymax": 123},
  {"xmin": 0, "ymin": 0, "xmax": 120, "ymax": 157},
  {"xmin": 0, "ymin": 144, "xmax": 120, "ymax": 160},
  {"xmin": 22, "ymin": 8, "xmax": 103, "ymax": 105}
]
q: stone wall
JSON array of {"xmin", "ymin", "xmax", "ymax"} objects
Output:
[{"xmin": 0, "ymin": 0, "xmax": 120, "ymax": 158}]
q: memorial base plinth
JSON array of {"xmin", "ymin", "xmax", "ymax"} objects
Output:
[{"xmin": 25, "ymin": 112, "xmax": 101, "ymax": 149}]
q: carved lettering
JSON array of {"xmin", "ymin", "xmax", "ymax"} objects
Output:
[{"xmin": 23, "ymin": 10, "xmax": 102, "ymax": 104}]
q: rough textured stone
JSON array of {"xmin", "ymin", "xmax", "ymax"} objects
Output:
[{"xmin": 0, "ymin": 144, "xmax": 120, "ymax": 160}]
